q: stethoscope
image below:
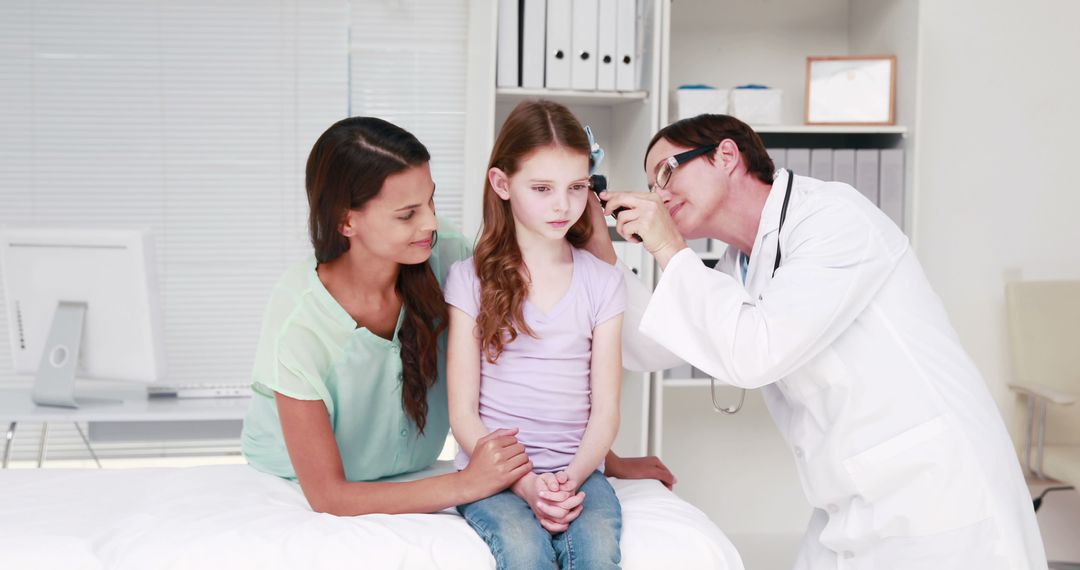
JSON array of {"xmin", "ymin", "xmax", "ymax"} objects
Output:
[{"xmin": 711, "ymin": 168, "xmax": 794, "ymax": 415}]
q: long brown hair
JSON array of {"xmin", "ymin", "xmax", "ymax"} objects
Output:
[
  {"xmin": 305, "ymin": 116, "xmax": 447, "ymax": 435},
  {"xmin": 474, "ymin": 100, "xmax": 593, "ymax": 363}
]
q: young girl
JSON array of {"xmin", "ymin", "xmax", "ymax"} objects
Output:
[{"xmin": 446, "ymin": 100, "xmax": 624, "ymax": 569}]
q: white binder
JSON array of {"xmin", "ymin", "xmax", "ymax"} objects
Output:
[
  {"xmin": 615, "ymin": 0, "xmax": 636, "ymax": 91},
  {"xmin": 810, "ymin": 148, "xmax": 833, "ymax": 180},
  {"xmin": 597, "ymin": 0, "xmax": 618, "ymax": 91},
  {"xmin": 832, "ymin": 149, "xmax": 856, "ymax": 187},
  {"xmin": 545, "ymin": 0, "xmax": 572, "ymax": 89},
  {"xmin": 879, "ymin": 149, "xmax": 905, "ymax": 228},
  {"xmin": 496, "ymin": 0, "xmax": 520, "ymax": 88},
  {"xmin": 521, "ymin": 0, "xmax": 547, "ymax": 89},
  {"xmin": 855, "ymin": 149, "xmax": 880, "ymax": 205},
  {"xmin": 571, "ymin": 0, "xmax": 599, "ymax": 90}
]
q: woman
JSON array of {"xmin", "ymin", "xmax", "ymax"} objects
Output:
[{"xmin": 241, "ymin": 116, "xmax": 673, "ymax": 516}]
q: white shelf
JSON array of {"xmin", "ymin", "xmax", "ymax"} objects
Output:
[
  {"xmin": 751, "ymin": 124, "xmax": 908, "ymax": 135},
  {"xmin": 496, "ymin": 88, "xmax": 649, "ymax": 107}
]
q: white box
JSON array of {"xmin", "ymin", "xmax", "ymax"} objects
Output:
[
  {"xmin": 675, "ymin": 88, "xmax": 729, "ymax": 120},
  {"xmin": 730, "ymin": 88, "xmax": 782, "ymax": 125}
]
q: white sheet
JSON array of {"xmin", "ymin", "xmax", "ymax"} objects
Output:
[{"xmin": 0, "ymin": 463, "xmax": 743, "ymax": 569}]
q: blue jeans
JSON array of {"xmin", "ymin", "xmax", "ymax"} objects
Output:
[{"xmin": 457, "ymin": 470, "xmax": 622, "ymax": 570}]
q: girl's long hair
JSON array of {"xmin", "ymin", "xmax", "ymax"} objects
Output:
[
  {"xmin": 474, "ymin": 100, "xmax": 593, "ymax": 363},
  {"xmin": 305, "ymin": 116, "xmax": 447, "ymax": 435}
]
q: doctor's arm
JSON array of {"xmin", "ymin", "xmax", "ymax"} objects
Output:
[{"xmin": 637, "ymin": 200, "xmax": 902, "ymax": 389}]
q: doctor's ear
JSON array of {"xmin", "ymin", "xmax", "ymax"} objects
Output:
[
  {"xmin": 716, "ymin": 139, "xmax": 742, "ymax": 175},
  {"xmin": 488, "ymin": 167, "xmax": 511, "ymax": 200}
]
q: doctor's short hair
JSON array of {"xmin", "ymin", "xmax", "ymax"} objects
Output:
[{"xmin": 647, "ymin": 114, "xmax": 775, "ymax": 185}]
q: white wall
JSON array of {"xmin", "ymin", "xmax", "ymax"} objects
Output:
[
  {"xmin": 849, "ymin": 0, "xmax": 919, "ymax": 233},
  {"xmin": 913, "ymin": 0, "xmax": 1080, "ymax": 433}
]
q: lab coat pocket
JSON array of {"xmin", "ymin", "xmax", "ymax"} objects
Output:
[{"xmin": 842, "ymin": 415, "xmax": 994, "ymax": 538}]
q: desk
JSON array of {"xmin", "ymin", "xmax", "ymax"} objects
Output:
[{"xmin": 0, "ymin": 387, "xmax": 252, "ymax": 468}]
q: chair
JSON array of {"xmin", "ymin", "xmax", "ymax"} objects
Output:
[{"xmin": 1006, "ymin": 280, "xmax": 1080, "ymax": 570}]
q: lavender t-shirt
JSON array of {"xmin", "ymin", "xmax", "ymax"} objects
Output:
[{"xmin": 445, "ymin": 247, "xmax": 627, "ymax": 473}]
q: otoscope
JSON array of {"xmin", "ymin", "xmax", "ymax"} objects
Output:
[{"xmin": 590, "ymin": 174, "xmax": 640, "ymax": 242}]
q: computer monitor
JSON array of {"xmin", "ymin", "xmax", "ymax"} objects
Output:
[{"xmin": 0, "ymin": 229, "xmax": 165, "ymax": 408}]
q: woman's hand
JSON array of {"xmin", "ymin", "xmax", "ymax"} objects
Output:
[
  {"xmin": 599, "ymin": 191, "xmax": 687, "ymax": 269},
  {"xmin": 460, "ymin": 428, "xmax": 532, "ymax": 499},
  {"xmin": 604, "ymin": 453, "xmax": 677, "ymax": 490}
]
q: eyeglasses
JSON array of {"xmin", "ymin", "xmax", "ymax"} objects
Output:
[{"xmin": 651, "ymin": 143, "xmax": 719, "ymax": 192}]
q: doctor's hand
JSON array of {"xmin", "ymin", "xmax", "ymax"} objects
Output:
[{"xmin": 598, "ymin": 191, "xmax": 687, "ymax": 269}]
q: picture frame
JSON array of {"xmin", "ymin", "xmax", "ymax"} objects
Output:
[{"xmin": 805, "ymin": 55, "xmax": 896, "ymax": 125}]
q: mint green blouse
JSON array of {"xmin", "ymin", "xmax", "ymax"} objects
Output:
[{"xmin": 241, "ymin": 230, "xmax": 470, "ymax": 482}]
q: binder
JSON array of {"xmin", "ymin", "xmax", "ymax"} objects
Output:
[
  {"xmin": 496, "ymin": 0, "xmax": 520, "ymax": 88},
  {"xmin": 545, "ymin": 0, "xmax": 572, "ymax": 89},
  {"xmin": 521, "ymin": 0, "xmax": 547, "ymax": 89},
  {"xmin": 767, "ymin": 148, "xmax": 787, "ymax": 172},
  {"xmin": 615, "ymin": 0, "xmax": 636, "ymax": 91},
  {"xmin": 786, "ymin": 148, "xmax": 810, "ymax": 175},
  {"xmin": 879, "ymin": 149, "xmax": 905, "ymax": 228},
  {"xmin": 571, "ymin": 0, "xmax": 599, "ymax": 90},
  {"xmin": 597, "ymin": 0, "xmax": 618, "ymax": 91},
  {"xmin": 855, "ymin": 149, "xmax": 880, "ymax": 205},
  {"xmin": 832, "ymin": 149, "xmax": 856, "ymax": 186},
  {"xmin": 810, "ymin": 148, "xmax": 833, "ymax": 180}
]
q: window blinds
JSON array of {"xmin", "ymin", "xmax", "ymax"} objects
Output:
[{"xmin": 0, "ymin": 0, "xmax": 469, "ymax": 462}]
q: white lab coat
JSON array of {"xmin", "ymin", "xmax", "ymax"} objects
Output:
[{"xmin": 631, "ymin": 172, "xmax": 1047, "ymax": 569}]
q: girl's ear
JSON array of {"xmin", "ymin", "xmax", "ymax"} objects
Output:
[{"xmin": 488, "ymin": 167, "xmax": 511, "ymax": 201}]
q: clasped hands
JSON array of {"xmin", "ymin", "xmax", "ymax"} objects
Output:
[{"xmin": 511, "ymin": 470, "xmax": 586, "ymax": 534}]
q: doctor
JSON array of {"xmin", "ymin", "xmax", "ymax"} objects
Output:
[{"xmin": 600, "ymin": 114, "xmax": 1047, "ymax": 569}]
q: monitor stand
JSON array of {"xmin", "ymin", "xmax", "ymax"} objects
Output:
[{"xmin": 32, "ymin": 301, "xmax": 87, "ymax": 409}]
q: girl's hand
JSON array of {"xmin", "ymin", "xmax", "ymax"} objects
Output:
[
  {"xmin": 514, "ymin": 472, "xmax": 586, "ymax": 533},
  {"xmin": 461, "ymin": 428, "xmax": 532, "ymax": 498}
]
